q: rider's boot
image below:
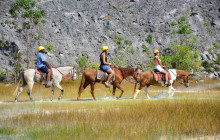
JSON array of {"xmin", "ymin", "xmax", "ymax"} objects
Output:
[{"xmin": 45, "ymin": 81, "xmax": 52, "ymax": 88}]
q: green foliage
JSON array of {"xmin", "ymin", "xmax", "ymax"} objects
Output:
[
  {"xmin": 204, "ymin": 22, "xmax": 210, "ymax": 27},
  {"xmin": 16, "ymin": 28, "xmax": 22, "ymax": 33},
  {"xmin": 79, "ymin": 56, "xmax": 88, "ymax": 70},
  {"xmin": 141, "ymin": 45, "xmax": 148, "ymax": 52},
  {"xmin": 22, "ymin": 22, "xmax": 30, "ymax": 29},
  {"xmin": 9, "ymin": 0, "xmax": 46, "ymax": 27},
  {"xmin": 14, "ymin": 52, "xmax": 22, "ymax": 59},
  {"xmin": 124, "ymin": 40, "xmax": 132, "ymax": 46},
  {"xmin": 145, "ymin": 34, "xmax": 153, "ymax": 44},
  {"xmin": 160, "ymin": 44, "xmax": 200, "ymax": 72},
  {"xmin": 41, "ymin": 19, "xmax": 46, "ymax": 24},
  {"xmin": 171, "ymin": 21, "xmax": 177, "ymax": 26},
  {"xmin": 201, "ymin": 61, "xmax": 214, "ymax": 72},
  {"xmin": 126, "ymin": 49, "xmax": 135, "ymax": 54},
  {"xmin": 45, "ymin": 44, "xmax": 54, "ymax": 51},
  {"xmin": 5, "ymin": 20, "xmax": 10, "ymax": 24},
  {"xmin": 90, "ymin": 62, "xmax": 100, "ymax": 69},
  {"xmin": 171, "ymin": 16, "xmax": 193, "ymax": 35},
  {"xmin": 109, "ymin": 53, "xmax": 126, "ymax": 67},
  {"xmin": 0, "ymin": 127, "xmax": 15, "ymax": 135},
  {"xmin": 0, "ymin": 71, "xmax": 6, "ymax": 76},
  {"xmin": 213, "ymin": 42, "xmax": 219, "ymax": 49}
]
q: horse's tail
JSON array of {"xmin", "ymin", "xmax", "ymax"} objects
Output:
[
  {"xmin": 13, "ymin": 71, "xmax": 25, "ymax": 95},
  {"xmin": 79, "ymin": 72, "xmax": 86, "ymax": 92}
]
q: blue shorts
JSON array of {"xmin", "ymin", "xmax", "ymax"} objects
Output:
[
  {"xmin": 100, "ymin": 65, "xmax": 110, "ymax": 71},
  {"xmin": 38, "ymin": 66, "xmax": 49, "ymax": 73}
]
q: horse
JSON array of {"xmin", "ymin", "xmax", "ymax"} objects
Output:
[
  {"xmin": 76, "ymin": 67, "xmax": 139, "ymax": 101},
  {"xmin": 14, "ymin": 66, "xmax": 77, "ymax": 102},
  {"xmin": 133, "ymin": 69, "xmax": 191, "ymax": 99}
]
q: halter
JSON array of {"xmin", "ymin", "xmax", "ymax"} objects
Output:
[
  {"xmin": 115, "ymin": 67, "xmax": 138, "ymax": 84},
  {"xmin": 51, "ymin": 65, "xmax": 75, "ymax": 80}
]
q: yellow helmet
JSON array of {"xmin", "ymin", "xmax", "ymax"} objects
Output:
[
  {"xmin": 102, "ymin": 46, "xmax": 108, "ymax": 51},
  {"xmin": 153, "ymin": 49, "xmax": 159, "ymax": 54},
  {"xmin": 38, "ymin": 46, "xmax": 45, "ymax": 51}
]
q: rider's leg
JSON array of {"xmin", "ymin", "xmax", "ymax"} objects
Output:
[
  {"xmin": 46, "ymin": 69, "xmax": 51, "ymax": 83},
  {"xmin": 105, "ymin": 68, "xmax": 115, "ymax": 85},
  {"xmin": 161, "ymin": 70, "xmax": 168, "ymax": 84}
]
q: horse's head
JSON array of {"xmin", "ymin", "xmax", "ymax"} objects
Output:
[
  {"xmin": 133, "ymin": 68, "xmax": 139, "ymax": 81},
  {"xmin": 182, "ymin": 73, "xmax": 191, "ymax": 87},
  {"xmin": 71, "ymin": 67, "xmax": 77, "ymax": 81}
]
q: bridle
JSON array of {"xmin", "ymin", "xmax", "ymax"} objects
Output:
[{"xmin": 51, "ymin": 65, "xmax": 76, "ymax": 80}]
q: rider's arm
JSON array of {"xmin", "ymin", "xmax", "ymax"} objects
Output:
[
  {"xmin": 43, "ymin": 61, "xmax": 51, "ymax": 68},
  {"xmin": 101, "ymin": 53, "xmax": 111, "ymax": 65}
]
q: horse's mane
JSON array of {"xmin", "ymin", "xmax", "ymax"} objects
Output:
[{"xmin": 117, "ymin": 67, "xmax": 136, "ymax": 77}]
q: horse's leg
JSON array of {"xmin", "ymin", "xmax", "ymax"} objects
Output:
[
  {"xmin": 116, "ymin": 84, "xmax": 124, "ymax": 99},
  {"xmin": 145, "ymin": 84, "xmax": 151, "ymax": 99},
  {"xmin": 77, "ymin": 81, "xmax": 89, "ymax": 101},
  {"xmin": 90, "ymin": 83, "xmax": 96, "ymax": 100},
  {"xmin": 112, "ymin": 85, "xmax": 117, "ymax": 98},
  {"xmin": 50, "ymin": 85, "xmax": 55, "ymax": 101},
  {"xmin": 27, "ymin": 81, "xmax": 34, "ymax": 101},
  {"xmin": 15, "ymin": 83, "xmax": 27, "ymax": 102},
  {"xmin": 133, "ymin": 82, "xmax": 146, "ymax": 99},
  {"xmin": 171, "ymin": 85, "xmax": 176, "ymax": 97},
  {"xmin": 54, "ymin": 82, "xmax": 64, "ymax": 100}
]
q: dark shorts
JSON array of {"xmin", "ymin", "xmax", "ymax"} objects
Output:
[
  {"xmin": 38, "ymin": 66, "xmax": 49, "ymax": 73},
  {"xmin": 100, "ymin": 65, "xmax": 110, "ymax": 71}
]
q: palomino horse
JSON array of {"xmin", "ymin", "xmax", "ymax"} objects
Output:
[
  {"xmin": 14, "ymin": 66, "xmax": 76, "ymax": 102},
  {"xmin": 77, "ymin": 67, "xmax": 138, "ymax": 101},
  {"xmin": 133, "ymin": 69, "xmax": 191, "ymax": 99}
]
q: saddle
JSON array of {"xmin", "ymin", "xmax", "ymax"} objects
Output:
[
  {"xmin": 96, "ymin": 69, "xmax": 115, "ymax": 81},
  {"xmin": 152, "ymin": 69, "xmax": 171, "ymax": 82},
  {"xmin": 35, "ymin": 69, "xmax": 53, "ymax": 84}
]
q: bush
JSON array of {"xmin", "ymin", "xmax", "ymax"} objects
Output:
[
  {"xmin": 79, "ymin": 56, "xmax": 88, "ymax": 70},
  {"xmin": 45, "ymin": 44, "xmax": 54, "ymax": 51},
  {"xmin": 145, "ymin": 34, "xmax": 152, "ymax": 44},
  {"xmin": 160, "ymin": 44, "xmax": 200, "ymax": 72}
]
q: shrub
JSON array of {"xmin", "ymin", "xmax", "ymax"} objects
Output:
[
  {"xmin": 124, "ymin": 40, "xmax": 132, "ymax": 46},
  {"xmin": 145, "ymin": 34, "xmax": 152, "ymax": 44},
  {"xmin": 79, "ymin": 56, "xmax": 88, "ymax": 70},
  {"xmin": 141, "ymin": 45, "xmax": 148, "ymax": 52},
  {"xmin": 45, "ymin": 44, "xmax": 54, "ymax": 51}
]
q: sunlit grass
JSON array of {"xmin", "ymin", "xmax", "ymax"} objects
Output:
[
  {"xmin": 0, "ymin": 78, "xmax": 219, "ymax": 139},
  {"xmin": 0, "ymin": 99, "xmax": 219, "ymax": 139}
]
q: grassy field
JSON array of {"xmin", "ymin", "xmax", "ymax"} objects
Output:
[{"xmin": 0, "ymin": 79, "xmax": 220, "ymax": 139}]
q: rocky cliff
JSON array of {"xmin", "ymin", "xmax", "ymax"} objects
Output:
[{"xmin": 0, "ymin": 0, "xmax": 220, "ymax": 81}]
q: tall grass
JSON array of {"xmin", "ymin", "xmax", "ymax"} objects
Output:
[{"xmin": 0, "ymin": 99, "xmax": 219, "ymax": 139}]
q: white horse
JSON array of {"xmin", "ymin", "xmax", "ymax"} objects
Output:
[
  {"xmin": 133, "ymin": 69, "xmax": 191, "ymax": 99},
  {"xmin": 14, "ymin": 66, "xmax": 77, "ymax": 102}
]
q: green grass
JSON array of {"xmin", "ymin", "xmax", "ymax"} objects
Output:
[{"xmin": 0, "ymin": 79, "xmax": 220, "ymax": 139}]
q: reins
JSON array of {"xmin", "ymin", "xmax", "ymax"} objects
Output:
[
  {"xmin": 114, "ymin": 66, "xmax": 137, "ymax": 84},
  {"xmin": 50, "ymin": 65, "xmax": 75, "ymax": 80}
]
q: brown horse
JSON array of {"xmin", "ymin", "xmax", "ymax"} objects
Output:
[
  {"xmin": 133, "ymin": 69, "xmax": 191, "ymax": 99},
  {"xmin": 77, "ymin": 67, "xmax": 138, "ymax": 101}
]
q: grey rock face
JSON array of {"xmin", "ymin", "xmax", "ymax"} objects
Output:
[{"xmin": 0, "ymin": 0, "xmax": 220, "ymax": 80}]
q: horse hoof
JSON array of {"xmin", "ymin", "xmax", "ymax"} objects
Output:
[
  {"xmin": 14, "ymin": 99, "xmax": 17, "ymax": 102},
  {"xmin": 58, "ymin": 97, "xmax": 61, "ymax": 101}
]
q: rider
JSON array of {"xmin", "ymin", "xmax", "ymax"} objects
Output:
[
  {"xmin": 37, "ymin": 46, "xmax": 52, "ymax": 88},
  {"xmin": 100, "ymin": 46, "xmax": 115, "ymax": 88},
  {"xmin": 153, "ymin": 49, "xmax": 170, "ymax": 86}
]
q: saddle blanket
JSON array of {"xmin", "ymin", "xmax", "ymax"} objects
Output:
[
  {"xmin": 97, "ymin": 69, "xmax": 115, "ymax": 81},
  {"xmin": 35, "ymin": 69, "xmax": 53, "ymax": 83},
  {"xmin": 152, "ymin": 71, "xmax": 171, "ymax": 81}
]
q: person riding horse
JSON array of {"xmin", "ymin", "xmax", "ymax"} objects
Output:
[
  {"xmin": 37, "ymin": 46, "xmax": 52, "ymax": 88},
  {"xmin": 153, "ymin": 49, "xmax": 170, "ymax": 86},
  {"xmin": 100, "ymin": 46, "xmax": 115, "ymax": 88}
]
